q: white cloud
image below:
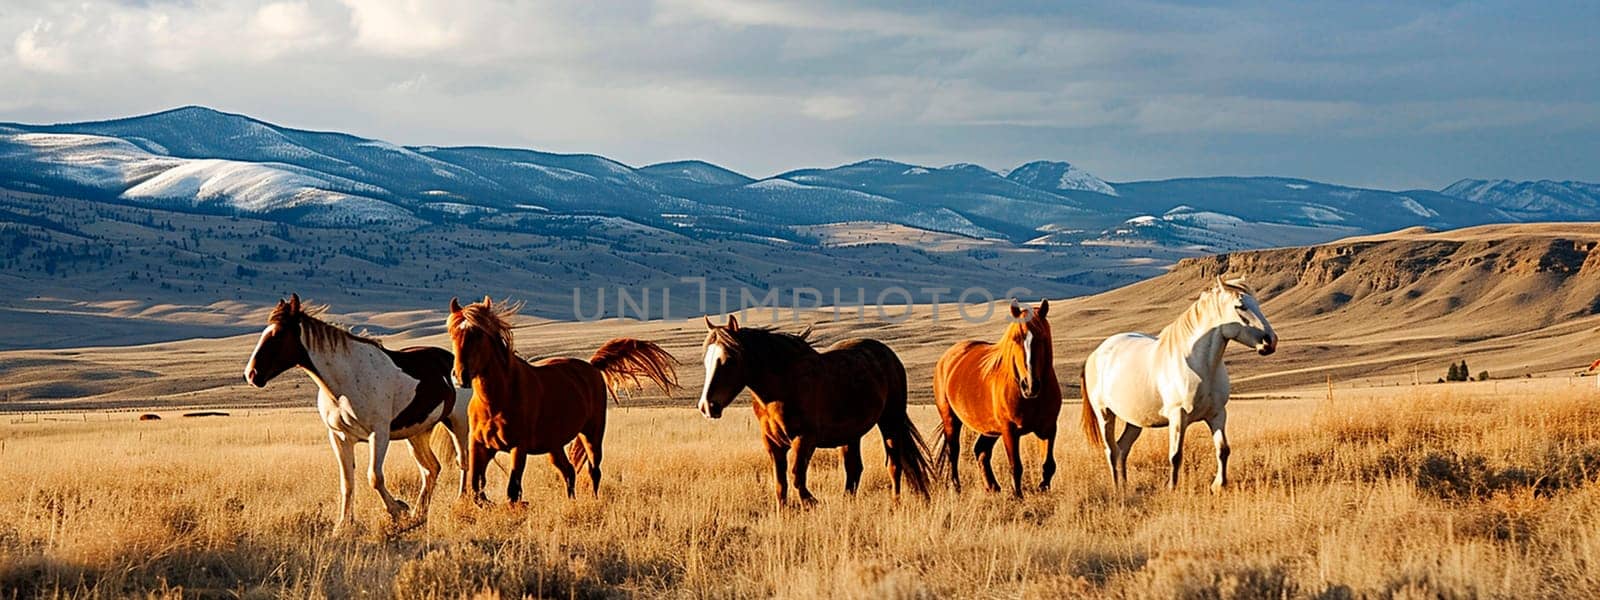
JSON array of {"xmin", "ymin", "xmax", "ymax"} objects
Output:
[
  {"xmin": 800, "ymin": 96, "xmax": 859, "ymax": 121},
  {"xmin": 0, "ymin": 0, "xmax": 1593, "ymax": 187},
  {"xmin": 342, "ymin": 0, "xmax": 463, "ymax": 56},
  {"xmin": 14, "ymin": 20, "xmax": 70, "ymax": 73}
]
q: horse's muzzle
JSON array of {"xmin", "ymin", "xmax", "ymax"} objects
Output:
[
  {"xmin": 699, "ymin": 400, "xmax": 723, "ymax": 419},
  {"xmin": 1019, "ymin": 381, "xmax": 1037, "ymax": 399},
  {"xmin": 244, "ymin": 368, "xmax": 266, "ymax": 388},
  {"xmin": 1258, "ymin": 335, "xmax": 1278, "ymax": 356}
]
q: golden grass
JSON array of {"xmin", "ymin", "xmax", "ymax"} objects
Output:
[{"xmin": 3, "ymin": 388, "xmax": 1600, "ymax": 599}]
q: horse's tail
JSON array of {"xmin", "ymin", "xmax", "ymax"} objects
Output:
[
  {"xmin": 589, "ymin": 338, "xmax": 681, "ymax": 403},
  {"xmin": 929, "ymin": 374, "xmax": 954, "ymax": 479},
  {"xmin": 881, "ymin": 392, "xmax": 934, "ymax": 499},
  {"xmin": 1080, "ymin": 370, "xmax": 1103, "ymax": 447}
]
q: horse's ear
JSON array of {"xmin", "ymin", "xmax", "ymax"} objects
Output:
[
  {"xmin": 1037, "ymin": 299, "xmax": 1049, "ymax": 318},
  {"xmin": 289, "ymin": 293, "xmax": 301, "ymax": 312},
  {"xmin": 450, "ymin": 297, "xmax": 462, "ymax": 313},
  {"xmin": 798, "ymin": 323, "xmax": 814, "ymax": 340},
  {"xmin": 727, "ymin": 314, "xmax": 740, "ymax": 331},
  {"xmin": 704, "ymin": 315, "xmax": 716, "ymax": 329},
  {"xmin": 482, "ymin": 295, "xmax": 493, "ymax": 309},
  {"xmin": 1009, "ymin": 298, "xmax": 1024, "ymax": 319}
]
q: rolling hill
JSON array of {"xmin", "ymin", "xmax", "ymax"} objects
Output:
[{"xmin": 4, "ymin": 222, "xmax": 1596, "ymax": 411}]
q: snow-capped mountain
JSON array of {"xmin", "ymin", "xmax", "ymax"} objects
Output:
[
  {"xmin": 1440, "ymin": 179, "xmax": 1600, "ymax": 221},
  {"xmin": 0, "ymin": 107, "xmax": 1591, "ymax": 254},
  {"xmin": 1005, "ymin": 160, "xmax": 1118, "ymax": 196}
]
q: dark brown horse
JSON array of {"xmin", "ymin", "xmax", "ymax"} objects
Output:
[
  {"xmin": 697, "ymin": 315, "xmax": 932, "ymax": 505},
  {"xmin": 933, "ymin": 299, "xmax": 1059, "ymax": 497},
  {"xmin": 448, "ymin": 297, "xmax": 678, "ymax": 503}
]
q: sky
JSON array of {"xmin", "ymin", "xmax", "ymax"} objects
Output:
[{"xmin": 1, "ymin": 0, "xmax": 1596, "ymax": 190}]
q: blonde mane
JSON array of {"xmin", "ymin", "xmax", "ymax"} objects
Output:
[
  {"xmin": 1156, "ymin": 278, "xmax": 1256, "ymax": 354},
  {"xmin": 981, "ymin": 318, "xmax": 1030, "ymax": 375}
]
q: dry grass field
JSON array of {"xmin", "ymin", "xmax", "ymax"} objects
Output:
[
  {"xmin": 5, "ymin": 223, "xmax": 1600, "ymax": 598},
  {"xmin": 4, "ymin": 383, "xmax": 1599, "ymax": 599}
]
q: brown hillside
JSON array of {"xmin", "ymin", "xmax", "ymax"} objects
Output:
[
  {"xmin": 1045, "ymin": 222, "xmax": 1600, "ymax": 392},
  {"xmin": 4, "ymin": 223, "xmax": 1599, "ymax": 410}
]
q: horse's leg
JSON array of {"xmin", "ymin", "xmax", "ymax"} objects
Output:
[
  {"xmin": 1037, "ymin": 432, "xmax": 1057, "ymax": 492},
  {"xmin": 468, "ymin": 441, "xmax": 492, "ymax": 506},
  {"xmin": 973, "ymin": 435, "xmax": 1001, "ymax": 492},
  {"xmin": 1114, "ymin": 424, "xmax": 1142, "ymax": 488},
  {"xmin": 1206, "ymin": 413, "xmax": 1230, "ymax": 493},
  {"xmin": 841, "ymin": 444, "xmax": 863, "ymax": 494},
  {"xmin": 448, "ymin": 418, "xmax": 471, "ymax": 500},
  {"xmin": 327, "ymin": 431, "xmax": 357, "ymax": 532},
  {"xmin": 789, "ymin": 436, "xmax": 819, "ymax": 505},
  {"xmin": 1099, "ymin": 411, "xmax": 1119, "ymax": 487},
  {"xmin": 548, "ymin": 447, "xmax": 578, "ymax": 499},
  {"xmin": 1165, "ymin": 411, "xmax": 1189, "ymax": 490},
  {"xmin": 580, "ymin": 431, "xmax": 604, "ymax": 497},
  {"xmin": 1000, "ymin": 428, "xmax": 1024, "ymax": 499},
  {"xmin": 766, "ymin": 440, "xmax": 790, "ymax": 506},
  {"xmin": 367, "ymin": 428, "xmax": 408, "ymax": 520},
  {"xmin": 404, "ymin": 435, "xmax": 441, "ymax": 524},
  {"xmin": 506, "ymin": 448, "xmax": 528, "ymax": 504}
]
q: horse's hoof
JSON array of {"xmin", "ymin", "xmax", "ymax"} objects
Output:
[
  {"xmin": 508, "ymin": 500, "xmax": 529, "ymax": 510},
  {"xmin": 1210, "ymin": 482, "xmax": 1225, "ymax": 494}
]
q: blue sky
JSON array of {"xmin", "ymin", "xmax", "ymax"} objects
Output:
[{"xmin": 2, "ymin": 0, "xmax": 1595, "ymax": 189}]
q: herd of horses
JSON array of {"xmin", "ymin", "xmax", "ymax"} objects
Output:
[{"xmin": 243, "ymin": 277, "xmax": 1277, "ymax": 532}]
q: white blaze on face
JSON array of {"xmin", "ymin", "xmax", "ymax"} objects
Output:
[
  {"xmin": 245, "ymin": 324, "xmax": 279, "ymax": 381},
  {"xmin": 1022, "ymin": 330, "xmax": 1035, "ymax": 382},
  {"xmin": 698, "ymin": 343, "xmax": 726, "ymax": 416}
]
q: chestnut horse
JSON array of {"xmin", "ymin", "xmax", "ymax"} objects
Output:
[
  {"xmin": 933, "ymin": 299, "xmax": 1059, "ymax": 497},
  {"xmin": 697, "ymin": 315, "xmax": 932, "ymax": 505},
  {"xmin": 448, "ymin": 297, "xmax": 678, "ymax": 503}
]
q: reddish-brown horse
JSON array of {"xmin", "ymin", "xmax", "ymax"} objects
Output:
[
  {"xmin": 448, "ymin": 297, "xmax": 678, "ymax": 503},
  {"xmin": 933, "ymin": 299, "xmax": 1059, "ymax": 497},
  {"xmin": 697, "ymin": 315, "xmax": 932, "ymax": 505}
]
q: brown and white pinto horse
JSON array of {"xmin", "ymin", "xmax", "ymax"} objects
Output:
[
  {"xmin": 933, "ymin": 299, "xmax": 1060, "ymax": 497},
  {"xmin": 697, "ymin": 315, "xmax": 933, "ymax": 505},
  {"xmin": 244, "ymin": 294, "xmax": 471, "ymax": 533},
  {"xmin": 448, "ymin": 297, "xmax": 679, "ymax": 504}
]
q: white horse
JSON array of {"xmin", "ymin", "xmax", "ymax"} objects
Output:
[
  {"xmin": 244, "ymin": 294, "xmax": 471, "ymax": 532},
  {"xmin": 1080, "ymin": 277, "xmax": 1277, "ymax": 492}
]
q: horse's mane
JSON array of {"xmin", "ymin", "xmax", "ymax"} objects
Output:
[
  {"xmin": 707, "ymin": 326, "xmax": 817, "ymax": 370},
  {"xmin": 981, "ymin": 319, "xmax": 1029, "ymax": 375},
  {"xmin": 270, "ymin": 300, "xmax": 383, "ymax": 354},
  {"xmin": 455, "ymin": 300, "xmax": 522, "ymax": 357},
  {"xmin": 1156, "ymin": 277, "xmax": 1256, "ymax": 353}
]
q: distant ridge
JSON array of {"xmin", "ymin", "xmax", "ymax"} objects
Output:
[{"xmin": 0, "ymin": 106, "xmax": 1594, "ymax": 251}]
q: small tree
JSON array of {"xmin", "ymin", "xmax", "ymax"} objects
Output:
[
  {"xmin": 1459, "ymin": 360, "xmax": 1470, "ymax": 381},
  {"xmin": 1447, "ymin": 362, "xmax": 1462, "ymax": 382},
  {"xmin": 1478, "ymin": 371, "xmax": 1490, "ymax": 382}
]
